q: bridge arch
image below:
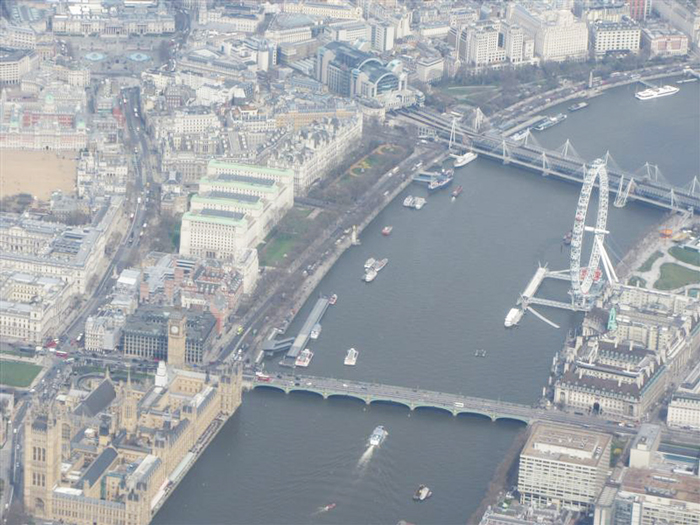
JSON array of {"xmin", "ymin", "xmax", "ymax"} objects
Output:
[
  {"xmin": 413, "ymin": 405, "xmax": 455, "ymax": 417},
  {"xmin": 287, "ymin": 388, "xmax": 325, "ymax": 399},
  {"xmin": 455, "ymin": 410, "xmax": 498, "ymax": 422},
  {"xmin": 493, "ymin": 415, "xmax": 530, "ymax": 425},
  {"xmin": 368, "ymin": 398, "xmax": 413, "ymax": 411},
  {"xmin": 252, "ymin": 383, "xmax": 286, "ymax": 394},
  {"xmin": 325, "ymin": 392, "xmax": 368, "ymax": 405}
]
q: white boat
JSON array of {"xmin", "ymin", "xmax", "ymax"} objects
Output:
[
  {"xmin": 369, "ymin": 425, "xmax": 387, "ymax": 446},
  {"xmin": 364, "ymin": 269, "xmax": 378, "ymax": 282},
  {"xmin": 635, "ymin": 85, "xmax": 679, "ymax": 100},
  {"xmin": 505, "ymin": 308, "xmax": 523, "ymax": 328},
  {"xmin": 510, "ymin": 129, "xmax": 529, "ymax": 142},
  {"xmin": 403, "ymin": 196, "xmax": 415, "ymax": 207},
  {"xmin": 364, "ymin": 258, "xmax": 376, "ymax": 271},
  {"xmin": 453, "ymin": 151, "xmax": 478, "ymax": 167},
  {"xmin": 310, "ymin": 323, "xmax": 322, "ymax": 340},
  {"xmin": 568, "ymin": 101, "xmax": 588, "ymax": 112},
  {"xmin": 295, "ymin": 348, "xmax": 313, "ymax": 367},
  {"xmin": 344, "ymin": 347, "xmax": 358, "ymax": 366},
  {"xmin": 413, "ymin": 197, "xmax": 426, "ymax": 210},
  {"xmin": 373, "ymin": 258, "xmax": 388, "ymax": 272},
  {"xmin": 413, "ymin": 485, "xmax": 433, "ymax": 501}
]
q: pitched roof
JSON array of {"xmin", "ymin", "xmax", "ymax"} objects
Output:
[{"xmin": 74, "ymin": 378, "xmax": 116, "ymax": 418}]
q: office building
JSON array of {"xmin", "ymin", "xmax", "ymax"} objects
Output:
[
  {"xmin": 594, "ymin": 467, "xmax": 700, "ymax": 525},
  {"xmin": 121, "ymin": 306, "xmax": 216, "ymax": 364},
  {"xmin": 0, "ymin": 48, "xmax": 38, "ymax": 84},
  {"xmin": 628, "ymin": 0, "xmax": 651, "ymax": 21},
  {"xmin": 554, "ymin": 338, "xmax": 667, "ymax": 421},
  {"xmin": 518, "ymin": 423, "xmax": 611, "ymax": 511},
  {"xmin": 592, "ymin": 18, "xmax": 641, "ymax": 57},
  {"xmin": 642, "ymin": 22, "xmax": 690, "ymax": 56},
  {"xmin": 667, "ymin": 361, "xmax": 700, "ymax": 430},
  {"xmin": 652, "ymin": 0, "xmax": 700, "ymax": 46},
  {"xmin": 510, "ymin": 4, "xmax": 589, "ymax": 61}
]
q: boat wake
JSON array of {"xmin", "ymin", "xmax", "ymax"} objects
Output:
[
  {"xmin": 356, "ymin": 445, "xmax": 375, "ymax": 471},
  {"xmin": 311, "ymin": 503, "xmax": 336, "ymax": 516}
]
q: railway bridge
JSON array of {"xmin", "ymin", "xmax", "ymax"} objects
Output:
[{"xmin": 393, "ymin": 107, "xmax": 700, "ymax": 213}]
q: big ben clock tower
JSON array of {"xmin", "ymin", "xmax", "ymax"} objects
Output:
[{"xmin": 167, "ymin": 311, "xmax": 187, "ymax": 368}]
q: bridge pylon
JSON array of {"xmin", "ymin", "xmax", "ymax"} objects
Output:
[
  {"xmin": 541, "ymin": 152, "xmax": 550, "ymax": 176},
  {"xmin": 502, "ymin": 139, "xmax": 512, "ymax": 164}
]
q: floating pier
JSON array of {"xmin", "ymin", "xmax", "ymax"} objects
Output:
[
  {"xmin": 507, "ymin": 266, "xmax": 586, "ymax": 327},
  {"xmin": 281, "ymin": 296, "xmax": 330, "ymax": 367}
]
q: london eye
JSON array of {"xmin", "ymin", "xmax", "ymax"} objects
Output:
[{"xmin": 570, "ymin": 159, "xmax": 612, "ymax": 305}]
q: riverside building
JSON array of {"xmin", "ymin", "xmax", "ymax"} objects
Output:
[
  {"xmin": 509, "ymin": 3, "xmax": 589, "ymax": 62},
  {"xmin": 591, "ymin": 18, "xmax": 641, "ymax": 57},
  {"xmin": 22, "ymin": 357, "xmax": 242, "ymax": 525},
  {"xmin": 518, "ymin": 423, "xmax": 611, "ymax": 511}
]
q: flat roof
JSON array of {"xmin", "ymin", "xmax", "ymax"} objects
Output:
[
  {"xmin": 192, "ymin": 191, "xmax": 262, "ymax": 210},
  {"xmin": 200, "ymin": 175, "xmax": 280, "ymax": 193},
  {"xmin": 521, "ymin": 423, "xmax": 611, "ymax": 468},
  {"xmin": 183, "ymin": 209, "xmax": 247, "ymax": 227},
  {"xmin": 621, "ymin": 467, "xmax": 700, "ymax": 504},
  {"xmin": 207, "ymin": 159, "xmax": 294, "ymax": 178}
]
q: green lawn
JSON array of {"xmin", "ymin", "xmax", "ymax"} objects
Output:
[
  {"xmin": 654, "ymin": 263, "xmax": 700, "ymax": 291},
  {"xmin": 638, "ymin": 251, "xmax": 663, "ymax": 272},
  {"xmin": 258, "ymin": 206, "xmax": 317, "ymax": 267},
  {"xmin": 259, "ymin": 233, "xmax": 296, "ymax": 267},
  {"xmin": 0, "ymin": 360, "xmax": 42, "ymax": 387},
  {"xmin": 669, "ymin": 246, "xmax": 700, "ymax": 267}
]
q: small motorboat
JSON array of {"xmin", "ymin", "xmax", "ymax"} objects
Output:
[
  {"xmin": 382, "ymin": 225, "xmax": 393, "ymax": 236},
  {"xmin": 321, "ymin": 503, "xmax": 336, "ymax": 512},
  {"xmin": 329, "ymin": 293, "xmax": 338, "ymax": 305},
  {"xmin": 413, "ymin": 485, "xmax": 432, "ymax": 501}
]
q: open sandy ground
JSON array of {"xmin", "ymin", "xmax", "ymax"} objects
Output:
[{"xmin": 0, "ymin": 149, "xmax": 76, "ymax": 200}]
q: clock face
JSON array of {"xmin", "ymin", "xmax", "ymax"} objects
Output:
[{"xmin": 170, "ymin": 325, "xmax": 179, "ymax": 335}]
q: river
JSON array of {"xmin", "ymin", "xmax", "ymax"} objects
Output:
[{"xmin": 153, "ymin": 80, "xmax": 699, "ymax": 525}]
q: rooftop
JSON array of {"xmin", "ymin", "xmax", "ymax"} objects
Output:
[
  {"xmin": 522, "ymin": 423, "xmax": 611, "ymax": 467},
  {"xmin": 621, "ymin": 467, "xmax": 700, "ymax": 504}
]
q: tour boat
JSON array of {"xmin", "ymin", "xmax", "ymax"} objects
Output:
[
  {"xmin": 295, "ymin": 348, "xmax": 313, "ymax": 368},
  {"xmin": 364, "ymin": 258, "xmax": 376, "ymax": 271},
  {"xmin": 413, "ymin": 485, "xmax": 433, "ymax": 501},
  {"xmin": 453, "ymin": 151, "xmax": 477, "ymax": 167},
  {"xmin": 369, "ymin": 425, "xmax": 388, "ymax": 446},
  {"xmin": 504, "ymin": 308, "xmax": 522, "ymax": 328},
  {"xmin": 568, "ymin": 101, "xmax": 588, "ymax": 112},
  {"xmin": 635, "ymin": 85, "xmax": 679, "ymax": 101},
  {"xmin": 344, "ymin": 347, "xmax": 358, "ymax": 366},
  {"xmin": 403, "ymin": 196, "xmax": 415, "ymax": 207},
  {"xmin": 413, "ymin": 197, "xmax": 426, "ymax": 210}
]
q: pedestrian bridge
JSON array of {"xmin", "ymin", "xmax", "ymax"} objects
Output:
[{"xmin": 245, "ymin": 374, "xmax": 533, "ymax": 424}]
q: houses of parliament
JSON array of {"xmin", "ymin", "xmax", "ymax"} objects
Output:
[{"xmin": 23, "ymin": 312, "xmax": 243, "ymax": 525}]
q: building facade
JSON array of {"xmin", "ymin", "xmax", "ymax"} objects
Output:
[
  {"xmin": 121, "ymin": 306, "xmax": 216, "ymax": 364},
  {"xmin": 592, "ymin": 18, "xmax": 641, "ymax": 57},
  {"xmin": 519, "ymin": 423, "xmax": 611, "ymax": 511},
  {"xmin": 23, "ymin": 361, "xmax": 242, "ymax": 525}
]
